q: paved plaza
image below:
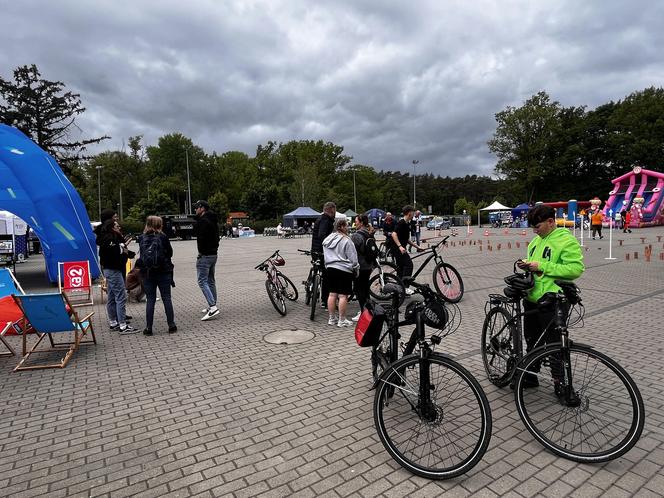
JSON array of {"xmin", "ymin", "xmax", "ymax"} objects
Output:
[{"xmin": 1, "ymin": 226, "xmax": 663, "ymax": 497}]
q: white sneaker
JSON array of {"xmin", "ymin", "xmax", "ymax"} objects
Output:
[
  {"xmin": 405, "ymin": 287, "xmax": 415, "ymax": 296},
  {"xmin": 328, "ymin": 316, "xmax": 338, "ymax": 325},
  {"xmin": 201, "ymin": 306, "xmax": 220, "ymax": 321},
  {"xmin": 351, "ymin": 311, "xmax": 362, "ymax": 322},
  {"xmin": 337, "ymin": 318, "xmax": 353, "ymax": 328},
  {"xmin": 201, "ymin": 308, "xmax": 209, "ymax": 314}
]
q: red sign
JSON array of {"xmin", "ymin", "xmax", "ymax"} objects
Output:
[{"xmin": 63, "ymin": 262, "xmax": 90, "ymax": 290}]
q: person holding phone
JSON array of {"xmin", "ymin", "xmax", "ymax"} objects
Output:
[{"xmin": 518, "ymin": 205, "xmax": 584, "ymax": 387}]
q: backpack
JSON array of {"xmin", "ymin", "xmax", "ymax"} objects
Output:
[
  {"xmin": 363, "ymin": 237, "xmax": 380, "ymax": 264},
  {"xmin": 140, "ymin": 233, "xmax": 166, "ymax": 270}
]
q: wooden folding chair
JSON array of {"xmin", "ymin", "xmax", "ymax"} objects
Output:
[{"xmin": 12, "ymin": 293, "xmax": 96, "ymax": 371}]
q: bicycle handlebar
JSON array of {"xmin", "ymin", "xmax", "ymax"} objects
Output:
[{"xmin": 254, "ymin": 250, "xmax": 281, "ymax": 270}]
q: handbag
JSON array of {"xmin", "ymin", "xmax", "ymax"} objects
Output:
[{"xmin": 354, "ymin": 302, "xmax": 386, "ymax": 347}]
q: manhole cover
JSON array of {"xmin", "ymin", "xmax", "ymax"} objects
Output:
[{"xmin": 264, "ymin": 329, "xmax": 315, "ymax": 345}]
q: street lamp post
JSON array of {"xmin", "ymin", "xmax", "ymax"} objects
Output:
[
  {"xmin": 412, "ymin": 160, "xmax": 419, "ymax": 209},
  {"xmin": 96, "ymin": 165, "xmax": 102, "ymax": 220},
  {"xmin": 147, "ymin": 180, "xmax": 151, "ymax": 200},
  {"xmin": 185, "ymin": 147, "xmax": 192, "ymax": 215},
  {"xmin": 352, "ymin": 167, "xmax": 357, "ymax": 214}
]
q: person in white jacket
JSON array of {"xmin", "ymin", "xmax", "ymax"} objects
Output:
[{"xmin": 322, "ymin": 218, "xmax": 359, "ymax": 327}]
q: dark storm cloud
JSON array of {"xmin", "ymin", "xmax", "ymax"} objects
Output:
[{"xmin": 1, "ymin": 0, "xmax": 663, "ymax": 176}]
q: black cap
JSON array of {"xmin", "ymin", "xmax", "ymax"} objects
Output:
[{"xmin": 194, "ymin": 200, "xmax": 209, "ymax": 210}]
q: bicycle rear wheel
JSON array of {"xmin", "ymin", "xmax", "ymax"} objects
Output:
[
  {"xmin": 514, "ymin": 344, "xmax": 644, "ymax": 463},
  {"xmin": 368, "ymin": 273, "xmax": 405, "ymax": 305},
  {"xmin": 309, "ymin": 273, "xmax": 320, "ymax": 321},
  {"xmin": 265, "ymin": 280, "xmax": 287, "ymax": 316},
  {"xmin": 481, "ymin": 307, "xmax": 517, "ymax": 387},
  {"xmin": 374, "ymin": 353, "xmax": 492, "ymax": 479},
  {"xmin": 276, "ymin": 272, "xmax": 298, "ymax": 301},
  {"xmin": 433, "ymin": 262, "xmax": 464, "ymax": 303}
]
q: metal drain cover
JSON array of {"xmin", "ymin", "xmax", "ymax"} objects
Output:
[{"xmin": 263, "ymin": 329, "xmax": 315, "ymax": 345}]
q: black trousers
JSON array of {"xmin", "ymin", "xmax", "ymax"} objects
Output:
[
  {"xmin": 591, "ymin": 224, "xmax": 602, "ymax": 238},
  {"xmin": 354, "ymin": 269, "xmax": 372, "ymax": 310},
  {"xmin": 316, "ymin": 255, "xmax": 330, "ymax": 304},
  {"xmin": 523, "ymin": 299, "xmax": 568, "ymax": 380},
  {"xmin": 394, "ymin": 250, "xmax": 413, "ymax": 280}
]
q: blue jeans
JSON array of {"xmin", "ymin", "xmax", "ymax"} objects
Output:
[
  {"xmin": 196, "ymin": 254, "xmax": 218, "ymax": 307},
  {"xmin": 104, "ymin": 268, "xmax": 126, "ymax": 325},
  {"xmin": 143, "ymin": 271, "xmax": 175, "ymax": 331}
]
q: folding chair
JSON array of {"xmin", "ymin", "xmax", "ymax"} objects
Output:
[
  {"xmin": 0, "ymin": 268, "xmax": 26, "ymax": 357},
  {"xmin": 12, "ymin": 293, "xmax": 96, "ymax": 371}
]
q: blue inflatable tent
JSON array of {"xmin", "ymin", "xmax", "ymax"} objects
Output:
[{"xmin": 0, "ymin": 124, "xmax": 100, "ymax": 283}]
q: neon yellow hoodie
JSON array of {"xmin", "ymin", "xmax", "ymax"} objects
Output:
[{"xmin": 525, "ymin": 228, "xmax": 584, "ymax": 303}]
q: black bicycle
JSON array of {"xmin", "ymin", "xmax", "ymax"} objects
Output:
[
  {"xmin": 481, "ymin": 263, "xmax": 644, "ymax": 462},
  {"xmin": 255, "ymin": 250, "xmax": 298, "ymax": 316},
  {"xmin": 298, "ymin": 249, "xmax": 323, "ymax": 321},
  {"xmin": 369, "ymin": 236, "xmax": 463, "ymax": 303},
  {"xmin": 372, "ymin": 280, "xmax": 491, "ymax": 479}
]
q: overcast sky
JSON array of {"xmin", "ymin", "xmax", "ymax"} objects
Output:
[{"xmin": 1, "ymin": 0, "xmax": 663, "ymax": 177}]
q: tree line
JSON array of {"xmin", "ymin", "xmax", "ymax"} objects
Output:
[{"xmin": 2, "ymin": 64, "xmax": 663, "ymax": 230}]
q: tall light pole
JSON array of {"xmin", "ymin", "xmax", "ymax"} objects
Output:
[
  {"xmin": 185, "ymin": 147, "xmax": 192, "ymax": 215},
  {"xmin": 96, "ymin": 165, "xmax": 102, "ymax": 220},
  {"xmin": 412, "ymin": 160, "xmax": 419, "ymax": 209},
  {"xmin": 352, "ymin": 167, "xmax": 357, "ymax": 214},
  {"xmin": 147, "ymin": 180, "xmax": 151, "ymax": 200}
]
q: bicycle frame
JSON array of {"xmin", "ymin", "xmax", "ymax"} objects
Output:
[{"xmin": 408, "ymin": 237, "xmax": 449, "ymax": 280}]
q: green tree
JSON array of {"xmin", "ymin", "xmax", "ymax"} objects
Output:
[
  {"xmin": 0, "ymin": 64, "xmax": 109, "ymax": 173},
  {"xmin": 208, "ymin": 191, "xmax": 229, "ymax": 221}
]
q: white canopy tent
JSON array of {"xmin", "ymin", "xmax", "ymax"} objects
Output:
[{"xmin": 478, "ymin": 201, "xmax": 512, "ymax": 227}]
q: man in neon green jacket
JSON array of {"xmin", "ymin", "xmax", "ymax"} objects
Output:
[{"xmin": 517, "ymin": 205, "xmax": 585, "ymax": 387}]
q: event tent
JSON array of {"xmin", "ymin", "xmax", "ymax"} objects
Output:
[
  {"xmin": 343, "ymin": 209, "xmax": 357, "ymax": 219},
  {"xmin": 364, "ymin": 208, "xmax": 386, "ymax": 226},
  {"xmin": 478, "ymin": 201, "xmax": 512, "ymax": 227},
  {"xmin": 0, "ymin": 124, "xmax": 100, "ymax": 282},
  {"xmin": 511, "ymin": 203, "xmax": 531, "ymax": 218},
  {"xmin": 282, "ymin": 206, "xmax": 320, "ymax": 227}
]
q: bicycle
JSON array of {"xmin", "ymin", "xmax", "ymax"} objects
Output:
[
  {"xmin": 298, "ymin": 249, "xmax": 323, "ymax": 321},
  {"xmin": 254, "ymin": 250, "xmax": 298, "ymax": 316},
  {"xmin": 367, "ymin": 259, "xmax": 405, "ymax": 303},
  {"xmin": 369, "ymin": 236, "xmax": 464, "ymax": 303},
  {"xmin": 481, "ymin": 263, "xmax": 645, "ymax": 462},
  {"xmin": 372, "ymin": 280, "xmax": 491, "ymax": 479}
]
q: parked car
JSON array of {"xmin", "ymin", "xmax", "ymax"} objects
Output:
[{"xmin": 426, "ymin": 216, "xmax": 451, "ymax": 230}]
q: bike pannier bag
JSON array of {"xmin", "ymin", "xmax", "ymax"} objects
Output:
[{"xmin": 354, "ymin": 302, "xmax": 386, "ymax": 347}]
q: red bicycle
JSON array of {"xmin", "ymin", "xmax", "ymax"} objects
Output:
[{"xmin": 255, "ymin": 250, "xmax": 298, "ymax": 315}]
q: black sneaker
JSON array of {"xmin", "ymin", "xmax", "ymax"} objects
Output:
[
  {"xmin": 109, "ymin": 323, "xmax": 120, "ymax": 331},
  {"xmin": 143, "ymin": 328, "xmax": 153, "ymax": 336},
  {"xmin": 125, "ymin": 315, "xmax": 133, "ymax": 321},
  {"xmin": 168, "ymin": 325, "xmax": 177, "ymax": 333},
  {"xmin": 554, "ymin": 383, "xmax": 581, "ymax": 407},
  {"xmin": 119, "ymin": 324, "xmax": 139, "ymax": 335}
]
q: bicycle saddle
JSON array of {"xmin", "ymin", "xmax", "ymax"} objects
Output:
[
  {"xmin": 554, "ymin": 279, "xmax": 582, "ymax": 304},
  {"xmin": 504, "ymin": 260, "xmax": 534, "ymax": 291}
]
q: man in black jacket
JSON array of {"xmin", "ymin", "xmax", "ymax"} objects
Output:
[
  {"xmin": 194, "ymin": 200, "xmax": 220, "ymax": 321},
  {"xmin": 311, "ymin": 201, "xmax": 336, "ymax": 308}
]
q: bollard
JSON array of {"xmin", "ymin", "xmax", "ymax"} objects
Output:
[
  {"xmin": 634, "ymin": 251, "xmax": 638, "ymax": 259},
  {"xmin": 618, "ymin": 240, "xmax": 624, "ymax": 246},
  {"xmin": 497, "ymin": 243, "xmax": 501, "ymax": 251},
  {"xmin": 625, "ymin": 253, "xmax": 630, "ymax": 261}
]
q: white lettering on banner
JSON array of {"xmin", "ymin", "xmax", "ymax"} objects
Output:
[{"xmin": 67, "ymin": 266, "xmax": 85, "ymax": 288}]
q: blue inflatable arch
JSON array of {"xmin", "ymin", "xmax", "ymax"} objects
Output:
[{"xmin": 0, "ymin": 124, "xmax": 100, "ymax": 283}]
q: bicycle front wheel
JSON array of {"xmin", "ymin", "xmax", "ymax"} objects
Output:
[
  {"xmin": 276, "ymin": 272, "xmax": 298, "ymax": 301},
  {"xmin": 433, "ymin": 263, "xmax": 464, "ymax": 303},
  {"xmin": 374, "ymin": 353, "xmax": 492, "ymax": 479},
  {"xmin": 514, "ymin": 344, "xmax": 644, "ymax": 463},
  {"xmin": 309, "ymin": 273, "xmax": 320, "ymax": 321},
  {"xmin": 481, "ymin": 307, "xmax": 517, "ymax": 387},
  {"xmin": 265, "ymin": 280, "xmax": 287, "ymax": 316}
]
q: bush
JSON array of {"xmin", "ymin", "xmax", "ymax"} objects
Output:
[
  {"xmin": 121, "ymin": 218, "xmax": 144, "ymax": 236},
  {"xmin": 251, "ymin": 218, "xmax": 280, "ymax": 234}
]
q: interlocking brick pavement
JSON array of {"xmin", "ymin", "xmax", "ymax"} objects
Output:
[{"xmin": 0, "ymin": 226, "xmax": 663, "ymax": 497}]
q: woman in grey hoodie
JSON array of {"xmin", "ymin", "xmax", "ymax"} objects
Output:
[{"xmin": 322, "ymin": 218, "xmax": 359, "ymax": 327}]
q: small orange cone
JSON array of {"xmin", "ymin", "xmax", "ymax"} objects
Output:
[
  {"xmin": 484, "ymin": 230, "xmax": 490, "ymax": 236},
  {"xmin": 521, "ymin": 230, "xmax": 527, "ymax": 236}
]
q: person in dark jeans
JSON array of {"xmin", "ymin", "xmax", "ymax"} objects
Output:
[
  {"xmin": 194, "ymin": 200, "xmax": 220, "ymax": 321},
  {"xmin": 311, "ymin": 201, "xmax": 336, "ymax": 308},
  {"xmin": 137, "ymin": 216, "xmax": 176, "ymax": 336},
  {"xmin": 391, "ymin": 205, "xmax": 423, "ymax": 295}
]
